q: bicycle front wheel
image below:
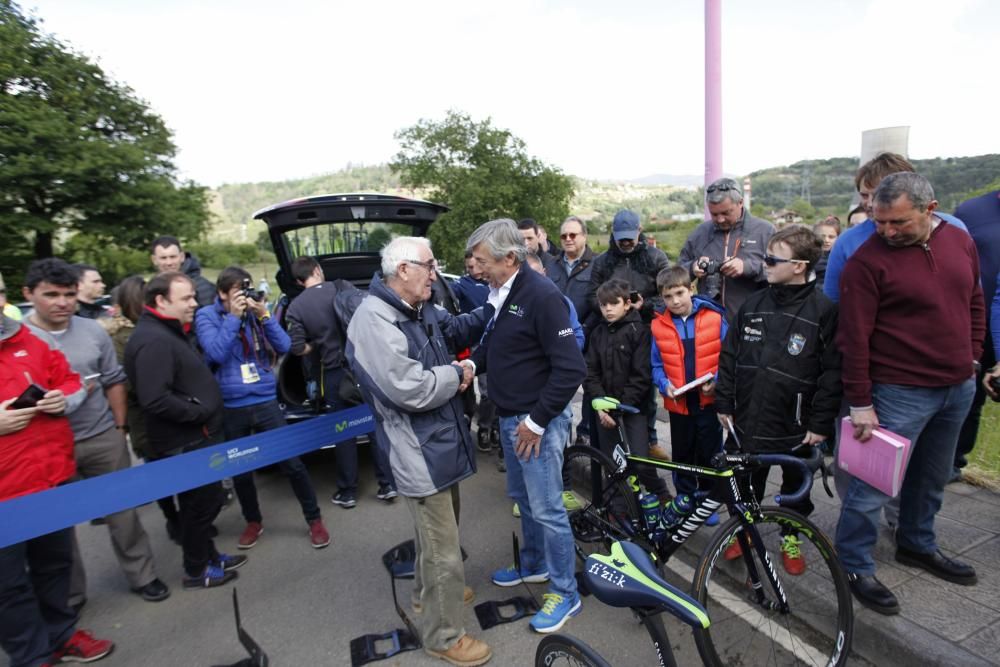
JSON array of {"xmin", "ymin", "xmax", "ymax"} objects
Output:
[
  {"xmin": 534, "ymin": 633, "xmax": 612, "ymax": 667},
  {"xmin": 692, "ymin": 507, "xmax": 853, "ymax": 667},
  {"xmin": 562, "ymin": 445, "xmax": 645, "ymax": 563}
]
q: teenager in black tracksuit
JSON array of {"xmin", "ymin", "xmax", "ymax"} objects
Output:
[
  {"xmin": 715, "ymin": 227, "xmax": 841, "ymax": 521},
  {"xmin": 584, "ymin": 279, "xmax": 669, "ymax": 500}
]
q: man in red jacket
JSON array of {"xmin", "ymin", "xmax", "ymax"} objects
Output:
[
  {"xmin": 835, "ymin": 172, "xmax": 983, "ymax": 616},
  {"xmin": 0, "ymin": 313, "xmax": 114, "ymax": 667}
]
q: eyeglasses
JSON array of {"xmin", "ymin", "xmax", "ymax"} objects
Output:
[
  {"xmin": 763, "ymin": 255, "xmax": 809, "ymax": 266},
  {"xmin": 404, "ymin": 259, "xmax": 438, "ymax": 273},
  {"xmin": 560, "ymin": 232, "xmax": 581, "ymax": 241}
]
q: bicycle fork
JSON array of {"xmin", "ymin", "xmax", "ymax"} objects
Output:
[{"xmin": 738, "ymin": 525, "xmax": 791, "ymax": 613}]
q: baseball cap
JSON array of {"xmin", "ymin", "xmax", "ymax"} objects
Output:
[{"xmin": 612, "ymin": 210, "xmax": 640, "ymax": 241}]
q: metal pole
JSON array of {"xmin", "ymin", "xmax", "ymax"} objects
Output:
[{"xmin": 704, "ymin": 0, "xmax": 723, "ymax": 217}]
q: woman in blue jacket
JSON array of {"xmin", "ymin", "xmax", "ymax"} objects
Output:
[{"xmin": 196, "ymin": 267, "xmax": 329, "ymax": 550}]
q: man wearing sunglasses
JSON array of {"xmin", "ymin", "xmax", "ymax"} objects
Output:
[
  {"xmin": 679, "ymin": 177, "xmax": 775, "ymax": 320},
  {"xmin": 550, "ymin": 216, "xmax": 597, "ymax": 446}
]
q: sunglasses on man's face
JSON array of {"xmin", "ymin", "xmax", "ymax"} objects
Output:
[
  {"xmin": 706, "ymin": 181, "xmax": 740, "ymax": 194},
  {"xmin": 560, "ymin": 232, "xmax": 580, "ymax": 241},
  {"xmin": 763, "ymin": 255, "xmax": 809, "ymax": 267}
]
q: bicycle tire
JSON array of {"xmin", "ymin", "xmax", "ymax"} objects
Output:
[
  {"xmin": 692, "ymin": 507, "xmax": 853, "ymax": 667},
  {"xmin": 534, "ymin": 633, "xmax": 612, "ymax": 667},
  {"xmin": 562, "ymin": 445, "xmax": 645, "ymax": 562}
]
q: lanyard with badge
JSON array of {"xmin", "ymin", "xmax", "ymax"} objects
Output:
[{"xmin": 239, "ymin": 318, "xmax": 264, "ymax": 384}]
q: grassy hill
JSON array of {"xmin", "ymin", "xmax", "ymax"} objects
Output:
[{"xmin": 206, "ymin": 155, "xmax": 1000, "ymax": 248}]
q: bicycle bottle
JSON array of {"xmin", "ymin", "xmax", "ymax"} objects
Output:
[
  {"xmin": 660, "ymin": 494, "xmax": 693, "ymax": 529},
  {"xmin": 639, "ymin": 493, "xmax": 661, "ymax": 533}
]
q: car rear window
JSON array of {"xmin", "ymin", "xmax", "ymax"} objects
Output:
[{"xmin": 280, "ymin": 222, "xmax": 419, "ymax": 259}]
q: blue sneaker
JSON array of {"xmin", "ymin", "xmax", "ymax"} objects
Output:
[
  {"xmin": 183, "ymin": 563, "xmax": 238, "ymax": 589},
  {"xmin": 491, "ymin": 564, "xmax": 549, "ymax": 587},
  {"xmin": 214, "ymin": 553, "xmax": 248, "ymax": 572},
  {"xmin": 530, "ymin": 592, "xmax": 581, "ymax": 633},
  {"xmin": 705, "ymin": 512, "xmax": 720, "ymax": 527}
]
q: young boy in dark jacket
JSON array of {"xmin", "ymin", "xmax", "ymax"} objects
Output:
[
  {"xmin": 715, "ymin": 225, "xmax": 841, "ymax": 574},
  {"xmin": 584, "ymin": 279, "xmax": 669, "ymax": 502}
]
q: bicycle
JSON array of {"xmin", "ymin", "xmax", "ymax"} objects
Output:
[
  {"xmin": 562, "ymin": 396, "xmax": 853, "ymax": 667},
  {"xmin": 535, "ymin": 539, "xmax": 711, "ymax": 667}
]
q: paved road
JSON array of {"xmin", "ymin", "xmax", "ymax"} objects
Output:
[{"xmin": 5, "ymin": 405, "xmax": 880, "ymax": 667}]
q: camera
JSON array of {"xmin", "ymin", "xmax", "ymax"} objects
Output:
[
  {"xmin": 240, "ymin": 278, "xmax": 265, "ymax": 302},
  {"xmin": 697, "ymin": 258, "xmax": 723, "ymax": 275}
]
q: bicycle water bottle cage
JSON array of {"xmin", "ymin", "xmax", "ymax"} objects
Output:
[
  {"xmin": 584, "ymin": 541, "xmax": 710, "ymax": 630},
  {"xmin": 590, "ymin": 396, "xmax": 641, "ymax": 414}
]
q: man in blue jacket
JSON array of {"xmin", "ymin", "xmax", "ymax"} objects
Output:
[
  {"xmin": 196, "ymin": 267, "xmax": 329, "ymax": 550},
  {"xmin": 466, "ymin": 219, "xmax": 588, "ymax": 635}
]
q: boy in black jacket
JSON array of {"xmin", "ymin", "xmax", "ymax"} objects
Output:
[
  {"xmin": 584, "ymin": 279, "xmax": 670, "ymax": 503},
  {"xmin": 715, "ymin": 225, "xmax": 841, "ymax": 575}
]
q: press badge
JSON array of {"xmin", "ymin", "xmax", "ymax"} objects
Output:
[{"xmin": 240, "ymin": 363, "xmax": 261, "ymax": 384}]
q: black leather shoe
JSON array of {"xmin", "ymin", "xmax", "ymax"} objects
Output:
[
  {"xmin": 134, "ymin": 578, "xmax": 171, "ymax": 602},
  {"xmin": 476, "ymin": 428, "xmax": 492, "ymax": 453},
  {"xmin": 847, "ymin": 573, "xmax": 899, "ymax": 615},
  {"xmin": 895, "ymin": 547, "xmax": 978, "ymax": 585}
]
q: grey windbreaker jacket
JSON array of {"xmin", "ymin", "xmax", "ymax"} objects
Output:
[{"xmin": 346, "ymin": 275, "xmax": 490, "ymax": 498}]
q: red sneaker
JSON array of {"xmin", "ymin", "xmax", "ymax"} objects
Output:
[
  {"xmin": 53, "ymin": 629, "xmax": 114, "ymax": 663},
  {"xmin": 724, "ymin": 533, "xmax": 753, "ymax": 561},
  {"xmin": 238, "ymin": 521, "xmax": 263, "ymax": 549},
  {"xmin": 781, "ymin": 535, "xmax": 806, "ymax": 575},
  {"xmin": 308, "ymin": 519, "xmax": 330, "ymax": 549}
]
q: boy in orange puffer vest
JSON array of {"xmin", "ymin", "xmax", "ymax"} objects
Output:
[{"xmin": 651, "ymin": 267, "xmax": 727, "ymax": 502}]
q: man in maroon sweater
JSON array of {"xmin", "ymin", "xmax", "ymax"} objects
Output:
[{"xmin": 835, "ymin": 172, "xmax": 983, "ymax": 615}]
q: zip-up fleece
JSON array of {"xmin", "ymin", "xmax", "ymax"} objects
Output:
[
  {"xmin": 346, "ymin": 276, "xmax": 489, "ymax": 498},
  {"xmin": 715, "ymin": 282, "xmax": 841, "ymax": 452},
  {"xmin": 471, "ymin": 267, "xmax": 587, "ymax": 428},
  {"xmin": 838, "ymin": 221, "xmax": 984, "ymax": 407}
]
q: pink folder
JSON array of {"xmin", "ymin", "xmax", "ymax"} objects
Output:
[{"xmin": 836, "ymin": 417, "xmax": 913, "ymax": 497}]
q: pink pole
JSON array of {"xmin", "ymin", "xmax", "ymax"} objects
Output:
[{"xmin": 704, "ymin": 0, "xmax": 722, "ymax": 216}]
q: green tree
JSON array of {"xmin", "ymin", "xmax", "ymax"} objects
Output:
[
  {"xmin": 390, "ymin": 110, "xmax": 574, "ymax": 268},
  {"xmin": 0, "ymin": 1, "xmax": 209, "ymax": 276}
]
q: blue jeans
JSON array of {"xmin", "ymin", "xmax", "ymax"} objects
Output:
[
  {"xmin": 499, "ymin": 411, "xmax": 577, "ymax": 600},
  {"xmin": 225, "ymin": 399, "xmax": 321, "ymax": 523},
  {"xmin": 0, "ymin": 528, "xmax": 76, "ymax": 667},
  {"xmin": 835, "ymin": 379, "xmax": 975, "ymax": 575}
]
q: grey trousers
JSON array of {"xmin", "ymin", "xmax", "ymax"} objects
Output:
[
  {"xmin": 404, "ymin": 485, "xmax": 465, "ymax": 652},
  {"xmin": 69, "ymin": 425, "xmax": 157, "ymax": 603}
]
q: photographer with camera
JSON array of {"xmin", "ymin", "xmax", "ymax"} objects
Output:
[
  {"xmin": 679, "ymin": 177, "xmax": 775, "ymax": 320},
  {"xmin": 196, "ymin": 266, "xmax": 330, "ymax": 550}
]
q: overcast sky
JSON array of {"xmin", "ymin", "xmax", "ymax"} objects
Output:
[{"xmin": 23, "ymin": 0, "xmax": 999, "ymax": 187}]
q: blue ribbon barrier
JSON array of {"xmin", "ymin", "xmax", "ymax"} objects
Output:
[{"xmin": 0, "ymin": 405, "xmax": 375, "ymax": 548}]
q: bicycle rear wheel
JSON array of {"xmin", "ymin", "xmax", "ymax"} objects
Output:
[
  {"xmin": 534, "ymin": 633, "xmax": 611, "ymax": 667},
  {"xmin": 562, "ymin": 445, "xmax": 645, "ymax": 562},
  {"xmin": 692, "ymin": 507, "xmax": 853, "ymax": 667}
]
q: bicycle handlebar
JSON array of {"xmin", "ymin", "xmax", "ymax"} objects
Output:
[{"xmin": 710, "ymin": 446, "xmax": 824, "ymax": 507}]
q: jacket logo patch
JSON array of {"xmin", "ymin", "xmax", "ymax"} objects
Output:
[
  {"xmin": 787, "ymin": 333, "xmax": 806, "ymax": 356},
  {"xmin": 558, "ymin": 328, "xmax": 573, "ymax": 337},
  {"xmin": 507, "ymin": 304, "xmax": 524, "ymax": 317},
  {"xmin": 13, "ymin": 350, "xmax": 28, "ymax": 357},
  {"xmin": 742, "ymin": 325, "xmax": 762, "ymax": 343}
]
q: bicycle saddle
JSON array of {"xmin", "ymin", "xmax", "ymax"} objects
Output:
[
  {"xmin": 591, "ymin": 396, "xmax": 641, "ymax": 414},
  {"xmin": 584, "ymin": 541, "xmax": 710, "ymax": 630}
]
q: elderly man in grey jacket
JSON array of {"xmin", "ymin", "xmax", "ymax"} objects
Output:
[
  {"xmin": 679, "ymin": 177, "xmax": 775, "ymax": 319},
  {"xmin": 346, "ymin": 236, "xmax": 492, "ymax": 667}
]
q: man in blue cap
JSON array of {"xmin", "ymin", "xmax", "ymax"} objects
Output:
[{"xmin": 588, "ymin": 209, "xmax": 671, "ymax": 457}]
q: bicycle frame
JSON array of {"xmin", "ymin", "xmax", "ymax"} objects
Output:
[{"xmin": 592, "ymin": 413, "xmax": 801, "ymax": 615}]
